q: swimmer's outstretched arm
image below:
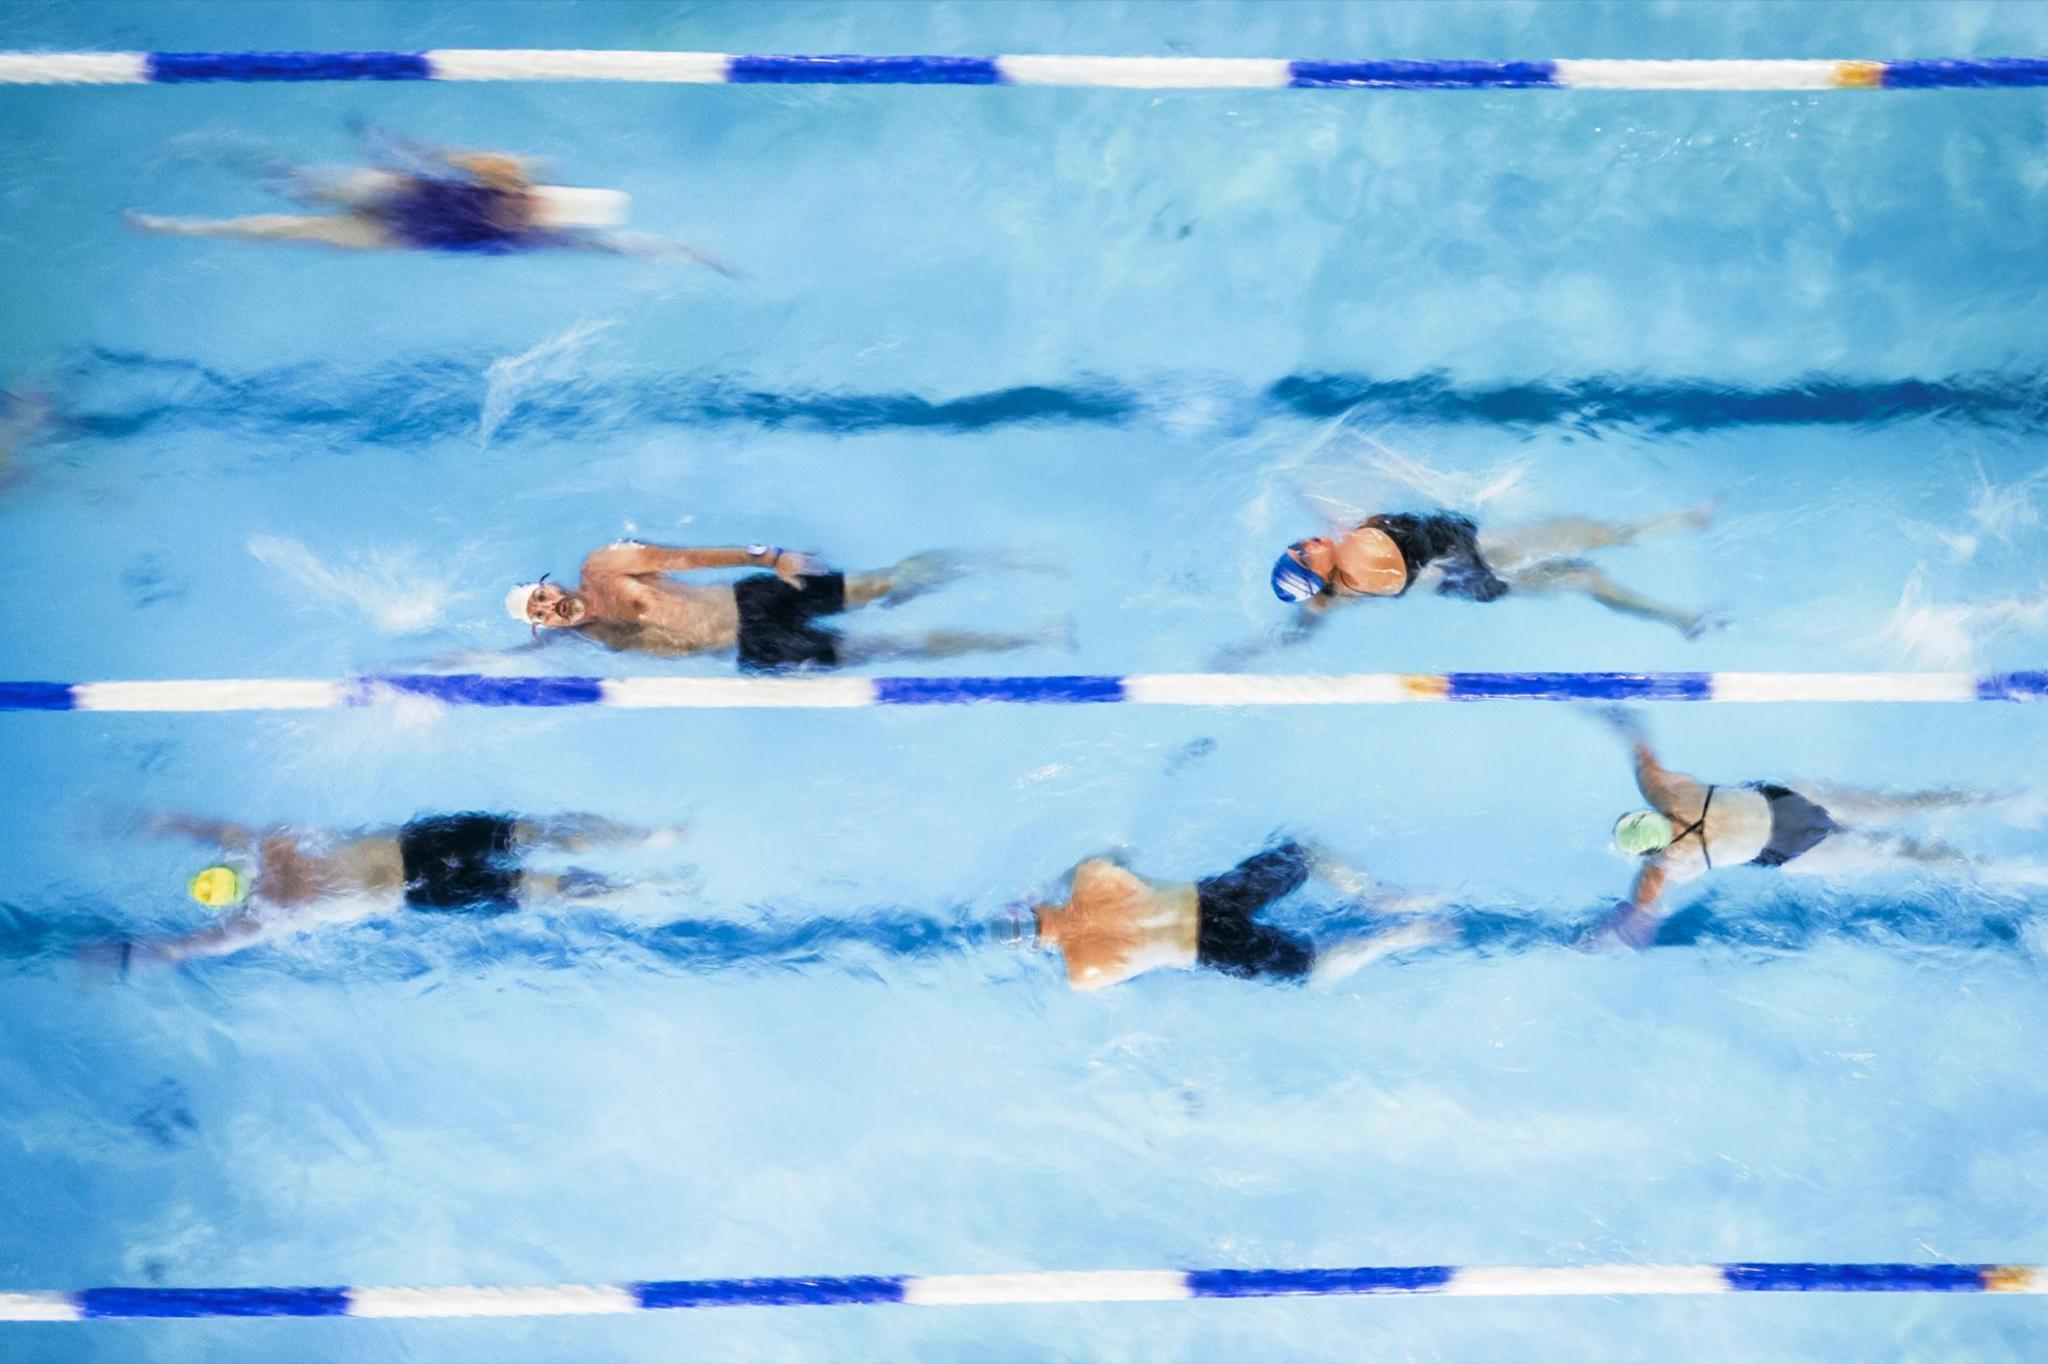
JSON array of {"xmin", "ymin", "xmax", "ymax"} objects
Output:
[
  {"xmin": 513, "ymin": 814, "xmax": 687, "ymax": 854},
  {"xmin": 584, "ymin": 542, "xmax": 819, "ymax": 582},
  {"xmin": 1209, "ymin": 611, "xmax": 1324, "ymax": 672},
  {"xmin": 143, "ymin": 812, "xmax": 258, "ymax": 853},
  {"xmin": 134, "ymin": 897, "xmax": 389, "ymax": 964},
  {"xmin": 1596, "ymin": 707, "xmax": 1704, "ymax": 811},
  {"xmin": 562, "ymin": 232, "xmax": 742, "ymax": 278}
]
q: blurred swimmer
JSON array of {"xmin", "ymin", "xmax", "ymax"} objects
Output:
[
  {"xmin": 127, "ymin": 132, "xmax": 731, "ymax": 269},
  {"xmin": 1004, "ymin": 839, "xmax": 1445, "ymax": 991},
  {"xmin": 107, "ymin": 810, "xmax": 688, "ymax": 964},
  {"xmin": 503, "ymin": 541, "xmax": 1065, "ymax": 671},
  {"xmin": 1600, "ymin": 707, "xmax": 2024, "ymax": 943},
  {"xmin": 1252, "ymin": 504, "xmax": 1722, "ymax": 658}
]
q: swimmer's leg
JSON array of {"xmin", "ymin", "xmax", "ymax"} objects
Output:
[
  {"xmin": 843, "ymin": 551, "xmax": 974, "ymax": 609},
  {"xmin": 1200, "ymin": 842, "xmax": 1313, "ymax": 918},
  {"xmin": 1506, "ymin": 558, "xmax": 1723, "ymax": 639},
  {"xmin": 125, "ymin": 212, "xmax": 395, "ymax": 250},
  {"xmin": 140, "ymin": 896, "xmax": 394, "ymax": 964},
  {"xmin": 1783, "ymin": 781, "xmax": 2015, "ymax": 822},
  {"xmin": 513, "ymin": 814, "xmax": 687, "ymax": 854},
  {"xmin": 1297, "ymin": 841, "xmax": 1447, "ymax": 913},
  {"xmin": 837, "ymin": 620, "xmax": 1072, "ymax": 663},
  {"xmin": 1478, "ymin": 506, "xmax": 1714, "ymax": 567},
  {"xmin": 1778, "ymin": 829, "xmax": 1977, "ymax": 878},
  {"xmin": 1311, "ymin": 921, "xmax": 1451, "ymax": 986},
  {"xmin": 266, "ymin": 167, "xmax": 403, "ymax": 210},
  {"xmin": 519, "ymin": 868, "xmax": 694, "ymax": 909}
]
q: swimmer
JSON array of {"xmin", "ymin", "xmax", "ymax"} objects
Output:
[
  {"xmin": 1256, "ymin": 505, "xmax": 1722, "ymax": 654},
  {"xmin": 126, "ymin": 132, "xmax": 729, "ymax": 268},
  {"xmin": 503, "ymin": 541, "xmax": 1065, "ymax": 671},
  {"xmin": 105, "ymin": 810, "xmax": 689, "ymax": 964},
  {"xmin": 1600, "ymin": 707, "xmax": 2024, "ymax": 942},
  {"xmin": 1006, "ymin": 840, "xmax": 1445, "ymax": 990}
]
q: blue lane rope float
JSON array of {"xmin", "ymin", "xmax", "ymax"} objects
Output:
[
  {"xmin": 0, "ymin": 672, "xmax": 2044, "ymax": 713},
  {"xmin": 2, "ymin": 1261, "xmax": 2043, "ymax": 1321},
  {"xmin": 2, "ymin": 52, "xmax": 2047, "ymax": 90}
]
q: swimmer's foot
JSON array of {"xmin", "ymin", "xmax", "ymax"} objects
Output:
[
  {"xmin": 1681, "ymin": 609, "xmax": 1730, "ymax": 642},
  {"xmin": 879, "ymin": 551, "xmax": 971, "ymax": 607},
  {"xmin": 1036, "ymin": 615, "xmax": 1079, "ymax": 653}
]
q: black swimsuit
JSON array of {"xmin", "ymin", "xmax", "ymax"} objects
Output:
[
  {"xmin": 733, "ymin": 572, "xmax": 849, "ymax": 673},
  {"xmin": 1362, "ymin": 513, "xmax": 1511, "ymax": 603},
  {"xmin": 399, "ymin": 814, "xmax": 523, "ymax": 915},
  {"xmin": 1194, "ymin": 842, "xmax": 1317, "ymax": 982}
]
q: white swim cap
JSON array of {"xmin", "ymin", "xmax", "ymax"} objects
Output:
[
  {"xmin": 504, "ymin": 582, "xmax": 542, "ymax": 623},
  {"xmin": 528, "ymin": 186, "xmax": 630, "ymax": 229}
]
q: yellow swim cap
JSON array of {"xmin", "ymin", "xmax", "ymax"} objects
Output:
[{"xmin": 188, "ymin": 864, "xmax": 247, "ymax": 908}]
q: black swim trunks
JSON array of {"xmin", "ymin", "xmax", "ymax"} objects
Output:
[
  {"xmin": 1195, "ymin": 841, "xmax": 1316, "ymax": 982},
  {"xmin": 734, "ymin": 572, "xmax": 849, "ymax": 673},
  {"xmin": 1748, "ymin": 784, "xmax": 1837, "ymax": 868},
  {"xmin": 1364, "ymin": 512, "xmax": 1511, "ymax": 603},
  {"xmin": 399, "ymin": 813, "xmax": 522, "ymax": 915},
  {"xmin": 373, "ymin": 177, "xmax": 537, "ymax": 253}
]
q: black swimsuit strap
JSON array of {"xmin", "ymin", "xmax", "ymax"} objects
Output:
[{"xmin": 1668, "ymin": 785, "xmax": 1715, "ymax": 870}]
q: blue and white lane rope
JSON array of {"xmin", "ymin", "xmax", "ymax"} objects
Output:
[
  {"xmin": 2, "ymin": 52, "xmax": 2048, "ymax": 90},
  {"xmin": 1, "ymin": 672, "xmax": 2045, "ymax": 712},
  {"xmin": 4, "ymin": 1262, "xmax": 2045, "ymax": 1321}
]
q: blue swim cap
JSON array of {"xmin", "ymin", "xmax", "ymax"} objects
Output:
[{"xmin": 1271, "ymin": 550, "xmax": 1326, "ymax": 603}]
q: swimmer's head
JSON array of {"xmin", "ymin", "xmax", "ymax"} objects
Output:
[
  {"xmin": 1272, "ymin": 539, "xmax": 1332, "ymax": 602},
  {"xmin": 1613, "ymin": 810, "xmax": 1676, "ymax": 857},
  {"xmin": 453, "ymin": 153, "xmax": 532, "ymax": 192},
  {"xmin": 528, "ymin": 186, "xmax": 631, "ymax": 230},
  {"xmin": 187, "ymin": 863, "xmax": 248, "ymax": 909},
  {"xmin": 505, "ymin": 574, "xmax": 585, "ymax": 631}
]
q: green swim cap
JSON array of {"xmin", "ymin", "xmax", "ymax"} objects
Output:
[{"xmin": 1613, "ymin": 810, "xmax": 1676, "ymax": 857}]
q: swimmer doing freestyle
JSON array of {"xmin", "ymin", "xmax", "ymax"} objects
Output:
[
  {"xmin": 1263, "ymin": 504, "xmax": 1723, "ymax": 645},
  {"xmin": 1598, "ymin": 706, "xmax": 2031, "ymax": 945},
  {"xmin": 102, "ymin": 810, "xmax": 689, "ymax": 964},
  {"xmin": 505, "ymin": 540, "xmax": 1064, "ymax": 672},
  {"xmin": 1005, "ymin": 839, "xmax": 1446, "ymax": 990},
  {"xmin": 127, "ymin": 127, "xmax": 729, "ymax": 268}
]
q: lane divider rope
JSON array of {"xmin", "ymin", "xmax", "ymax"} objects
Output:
[
  {"xmin": 4, "ymin": 1261, "xmax": 2043, "ymax": 1321},
  {"xmin": 1, "ymin": 52, "xmax": 2046, "ymax": 89},
  {"xmin": 0, "ymin": 671, "xmax": 2044, "ymax": 712}
]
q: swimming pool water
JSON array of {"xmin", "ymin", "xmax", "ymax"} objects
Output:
[{"xmin": 4, "ymin": 2, "xmax": 2048, "ymax": 1361}]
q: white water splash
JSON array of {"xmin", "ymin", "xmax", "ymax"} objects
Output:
[
  {"xmin": 478, "ymin": 319, "xmax": 617, "ymax": 448},
  {"xmin": 1877, "ymin": 567, "xmax": 2048, "ymax": 668},
  {"xmin": 1967, "ymin": 461, "xmax": 2048, "ymax": 542},
  {"xmin": 247, "ymin": 534, "xmax": 454, "ymax": 634},
  {"xmin": 1282, "ymin": 415, "xmax": 1530, "ymax": 527}
]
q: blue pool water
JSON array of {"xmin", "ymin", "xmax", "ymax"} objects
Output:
[{"xmin": 4, "ymin": 1, "xmax": 2048, "ymax": 1360}]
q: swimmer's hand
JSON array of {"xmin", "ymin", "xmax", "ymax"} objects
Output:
[
  {"xmin": 771, "ymin": 549, "xmax": 825, "ymax": 586},
  {"xmin": 1594, "ymin": 704, "xmax": 1649, "ymax": 746}
]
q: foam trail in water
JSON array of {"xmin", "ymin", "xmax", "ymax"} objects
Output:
[
  {"xmin": 246, "ymin": 534, "xmax": 455, "ymax": 634},
  {"xmin": 1877, "ymin": 567, "xmax": 2048, "ymax": 668},
  {"xmin": 1280, "ymin": 413, "xmax": 1530, "ymax": 530},
  {"xmin": 478, "ymin": 319, "xmax": 617, "ymax": 448},
  {"xmin": 1968, "ymin": 461, "xmax": 2048, "ymax": 542}
]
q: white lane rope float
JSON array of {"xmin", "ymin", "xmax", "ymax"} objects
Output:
[
  {"xmin": 4, "ymin": 1260, "xmax": 2045, "ymax": 1321},
  {"xmin": 1, "ymin": 671, "xmax": 2044, "ymax": 712},
  {"xmin": 0, "ymin": 51, "xmax": 2044, "ymax": 90}
]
